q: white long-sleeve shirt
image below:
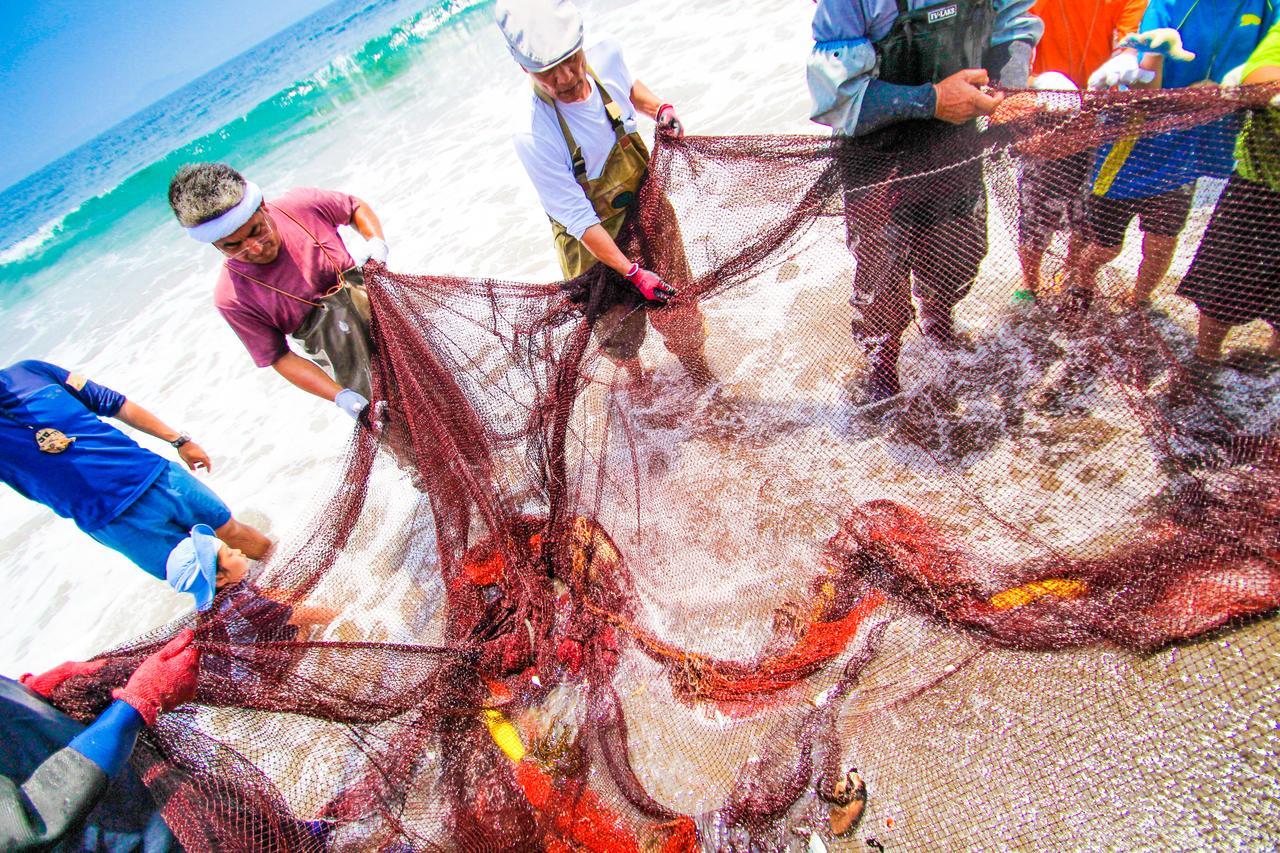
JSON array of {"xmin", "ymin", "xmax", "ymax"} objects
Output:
[{"xmin": 512, "ymin": 35, "xmax": 641, "ymax": 240}]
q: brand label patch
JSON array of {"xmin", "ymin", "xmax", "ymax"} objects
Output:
[{"xmin": 928, "ymin": 4, "xmax": 958, "ymax": 23}]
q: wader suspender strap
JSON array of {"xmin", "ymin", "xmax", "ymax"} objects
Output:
[
  {"xmin": 533, "ymin": 67, "xmax": 629, "ymax": 190},
  {"xmin": 224, "ymin": 203, "xmax": 353, "ymax": 308}
]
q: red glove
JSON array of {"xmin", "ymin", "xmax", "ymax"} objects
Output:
[
  {"xmin": 656, "ymin": 103, "xmax": 684, "ymax": 139},
  {"xmin": 20, "ymin": 658, "xmax": 107, "ymax": 698},
  {"xmin": 624, "ymin": 263, "xmax": 676, "ymax": 304},
  {"xmin": 111, "ymin": 629, "xmax": 200, "ymax": 725}
]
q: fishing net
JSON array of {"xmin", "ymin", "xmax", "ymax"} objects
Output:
[{"xmin": 48, "ymin": 85, "xmax": 1280, "ymax": 850}]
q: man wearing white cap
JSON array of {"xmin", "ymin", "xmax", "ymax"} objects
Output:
[
  {"xmin": 498, "ymin": 0, "xmax": 714, "ymax": 388},
  {"xmin": 168, "ymin": 163, "xmax": 388, "ymax": 419}
]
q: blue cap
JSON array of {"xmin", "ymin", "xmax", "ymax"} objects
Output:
[{"xmin": 165, "ymin": 524, "xmax": 220, "ymax": 611}]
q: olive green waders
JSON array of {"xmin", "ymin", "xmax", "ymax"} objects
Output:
[{"xmin": 541, "ymin": 70, "xmax": 708, "ymax": 371}]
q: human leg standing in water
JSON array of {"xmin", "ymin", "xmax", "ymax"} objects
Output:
[
  {"xmin": 806, "ymin": 0, "xmax": 1042, "ymax": 401},
  {"xmin": 1176, "ymin": 23, "xmax": 1280, "ymax": 377}
]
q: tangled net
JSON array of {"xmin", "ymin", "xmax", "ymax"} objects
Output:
[{"xmin": 49, "ymin": 86, "xmax": 1280, "ymax": 850}]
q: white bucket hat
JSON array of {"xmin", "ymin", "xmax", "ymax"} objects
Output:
[{"xmin": 495, "ymin": 0, "xmax": 584, "ymax": 73}]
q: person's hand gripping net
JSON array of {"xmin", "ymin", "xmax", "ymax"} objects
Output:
[
  {"xmin": 111, "ymin": 629, "xmax": 201, "ymax": 726},
  {"xmin": 656, "ymin": 103, "xmax": 684, "ymax": 139},
  {"xmin": 624, "ymin": 262, "xmax": 676, "ymax": 304},
  {"xmin": 933, "ymin": 69, "xmax": 1005, "ymax": 124},
  {"xmin": 20, "ymin": 658, "xmax": 108, "ymax": 698}
]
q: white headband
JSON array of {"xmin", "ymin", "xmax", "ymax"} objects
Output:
[{"xmin": 186, "ymin": 181, "xmax": 263, "ymax": 243}]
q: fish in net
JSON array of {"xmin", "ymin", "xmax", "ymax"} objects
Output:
[{"xmin": 45, "ymin": 84, "xmax": 1280, "ymax": 850}]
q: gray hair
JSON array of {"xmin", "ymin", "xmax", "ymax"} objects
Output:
[{"xmin": 167, "ymin": 163, "xmax": 247, "ymax": 227}]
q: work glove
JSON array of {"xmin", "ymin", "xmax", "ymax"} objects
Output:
[
  {"xmin": 1219, "ymin": 64, "xmax": 1246, "ymax": 87},
  {"xmin": 1087, "ymin": 52, "xmax": 1156, "ymax": 89},
  {"xmin": 1120, "ymin": 29, "xmax": 1196, "ymax": 63},
  {"xmin": 20, "ymin": 658, "xmax": 107, "ymax": 698},
  {"xmin": 1031, "ymin": 71, "xmax": 1082, "ymax": 114},
  {"xmin": 366, "ymin": 237, "xmax": 389, "ymax": 264},
  {"xmin": 656, "ymin": 104, "xmax": 684, "ymax": 139},
  {"xmin": 111, "ymin": 629, "xmax": 200, "ymax": 726},
  {"xmin": 335, "ymin": 388, "xmax": 370, "ymax": 420},
  {"xmin": 624, "ymin": 263, "xmax": 676, "ymax": 305}
]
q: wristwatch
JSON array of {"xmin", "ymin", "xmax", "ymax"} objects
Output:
[{"xmin": 171, "ymin": 433, "xmax": 192, "ymax": 449}]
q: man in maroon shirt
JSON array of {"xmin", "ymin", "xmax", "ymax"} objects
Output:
[{"xmin": 168, "ymin": 163, "xmax": 388, "ymax": 418}]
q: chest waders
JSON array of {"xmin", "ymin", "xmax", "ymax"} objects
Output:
[
  {"xmin": 540, "ymin": 70, "xmax": 661, "ymax": 363},
  {"xmin": 229, "ymin": 205, "xmax": 375, "ymax": 400},
  {"xmin": 848, "ymin": 0, "xmax": 995, "ymax": 401},
  {"xmin": 542, "ymin": 69, "xmax": 652, "ymax": 280},
  {"xmin": 875, "ymin": 0, "xmax": 994, "ymax": 89}
]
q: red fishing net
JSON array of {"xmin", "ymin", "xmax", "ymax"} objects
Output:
[{"xmin": 50, "ymin": 86, "xmax": 1280, "ymax": 850}]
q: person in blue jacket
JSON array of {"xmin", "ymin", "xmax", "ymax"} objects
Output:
[
  {"xmin": 807, "ymin": 0, "xmax": 1043, "ymax": 401},
  {"xmin": 0, "ymin": 360, "xmax": 271, "ymax": 584},
  {"xmin": 1073, "ymin": 0, "xmax": 1278, "ymax": 311},
  {"xmin": 0, "ymin": 631, "xmax": 199, "ymax": 850}
]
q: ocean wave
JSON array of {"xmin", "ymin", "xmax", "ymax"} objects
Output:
[
  {"xmin": 0, "ymin": 214, "xmax": 68, "ymax": 266},
  {"xmin": 0, "ymin": 0, "xmax": 486, "ymax": 274}
]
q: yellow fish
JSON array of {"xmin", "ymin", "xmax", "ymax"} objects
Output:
[
  {"xmin": 483, "ymin": 709, "xmax": 526, "ymax": 763},
  {"xmin": 989, "ymin": 578, "xmax": 1087, "ymax": 611}
]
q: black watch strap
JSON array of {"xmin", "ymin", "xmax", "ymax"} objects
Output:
[{"xmin": 171, "ymin": 433, "xmax": 192, "ymax": 449}]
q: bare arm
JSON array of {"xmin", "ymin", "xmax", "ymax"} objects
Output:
[
  {"xmin": 629, "ymin": 79, "xmax": 663, "ymax": 120},
  {"xmin": 1243, "ymin": 66, "xmax": 1280, "ymax": 85},
  {"xmin": 1141, "ymin": 51, "xmax": 1163, "ymax": 89},
  {"xmin": 270, "ymin": 351, "xmax": 343, "ymax": 402},
  {"xmin": 351, "ymin": 198, "xmax": 384, "ymax": 240},
  {"xmin": 115, "ymin": 400, "xmax": 212, "ymax": 472},
  {"xmin": 580, "ymin": 225, "xmax": 634, "ymax": 275},
  {"xmin": 289, "ymin": 604, "xmax": 337, "ymax": 629}
]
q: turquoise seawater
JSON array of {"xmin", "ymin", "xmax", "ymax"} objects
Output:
[{"xmin": 0, "ymin": 0, "xmax": 487, "ymax": 296}]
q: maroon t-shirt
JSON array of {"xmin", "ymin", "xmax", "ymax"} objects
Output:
[{"xmin": 215, "ymin": 188, "xmax": 360, "ymax": 367}]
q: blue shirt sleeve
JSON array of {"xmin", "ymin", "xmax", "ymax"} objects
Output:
[
  {"xmin": 67, "ymin": 700, "xmax": 143, "ymax": 777},
  {"xmin": 12, "ymin": 360, "xmax": 126, "ymax": 417}
]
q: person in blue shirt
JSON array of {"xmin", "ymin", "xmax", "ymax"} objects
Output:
[
  {"xmin": 807, "ymin": 0, "xmax": 1043, "ymax": 401},
  {"xmin": 1073, "ymin": 0, "xmax": 1277, "ymax": 312},
  {"xmin": 0, "ymin": 631, "xmax": 198, "ymax": 850},
  {"xmin": 0, "ymin": 360, "xmax": 271, "ymax": 583}
]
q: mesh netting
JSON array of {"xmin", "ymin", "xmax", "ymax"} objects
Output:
[{"xmin": 49, "ymin": 86, "xmax": 1280, "ymax": 850}]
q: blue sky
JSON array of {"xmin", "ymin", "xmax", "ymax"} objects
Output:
[{"xmin": 0, "ymin": 0, "xmax": 331, "ymax": 189}]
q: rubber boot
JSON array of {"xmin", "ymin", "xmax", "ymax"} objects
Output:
[
  {"xmin": 865, "ymin": 338, "xmax": 901, "ymax": 403},
  {"xmin": 919, "ymin": 302, "xmax": 956, "ymax": 347}
]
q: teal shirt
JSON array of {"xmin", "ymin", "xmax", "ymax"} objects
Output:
[{"xmin": 1091, "ymin": 0, "xmax": 1277, "ymax": 199}]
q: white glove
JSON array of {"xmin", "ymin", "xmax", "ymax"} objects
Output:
[
  {"xmin": 1121, "ymin": 28, "xmax": 1197, "ymax": 63},
  {"xmin": 334, "ymin": 388, "xmax": 369, "ymax": 420},
  {"xmin": 366, "ymin": 237, "xmax": 389, "ymax": 264},
  {"xmin": 1088, "ymin": 52, "xmax": 1156, "ymax": 89},
  {"xmin": 338, "ymin": 225, "xmax": 371, "ymax": 265},
  {"xmin": 1219, "ymin": 64, "xmax": 1246, "ymax": 87},
  {"xmin": 1031, "ymin": 71, "xmax": 1081, "ymax": 114}
]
